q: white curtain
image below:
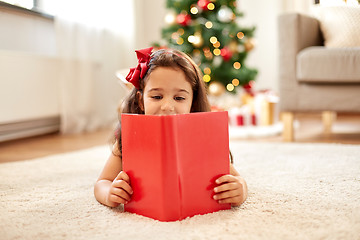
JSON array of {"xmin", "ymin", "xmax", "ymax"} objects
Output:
[{"xmin": 43, "ymin": 0, "xmax": 135, "ymax": 133}]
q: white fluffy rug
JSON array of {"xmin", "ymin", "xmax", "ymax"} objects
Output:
[{"xmin": 1, "ymin": 142, "xmax": 360, "ymax": 240}]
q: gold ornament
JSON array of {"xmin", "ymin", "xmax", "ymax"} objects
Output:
[
  {"xmin": 244, "ymin": 38, "xmax": 255, "ymax": 52},
  {"xmin": 208, "ymin": 81, "xmax": 226, "ymax": 96},
  {"xmin": 229, "ymin": 40, "xmax": 238, "ymax": 53}
]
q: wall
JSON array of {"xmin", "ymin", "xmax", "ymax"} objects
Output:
[
  {"xmin": 238, "ymin": 0, "xmax": 282, "ymax": 92},
  {"xmin": 134, "ymin": 0, "xmax": 166, "ymax": 49}
]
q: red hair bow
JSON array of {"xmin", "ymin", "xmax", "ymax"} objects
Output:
[{"xmin": 125, "ymin": 47, "xmax": 153, "ymax": 89}]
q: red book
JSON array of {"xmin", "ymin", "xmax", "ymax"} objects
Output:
[{"xmin": 121, "ymin": 111, "xmax": 231, "ymax": 221}]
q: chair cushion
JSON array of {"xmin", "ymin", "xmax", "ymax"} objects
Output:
[{"xmin": 297, "ymin": 46, "xmax": 360, "ymax": 83}]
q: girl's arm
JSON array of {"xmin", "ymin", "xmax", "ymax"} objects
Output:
[
  {"xmin": 213, "ymin": 164, "xmax": 248, "ymax": 207},
  {"xmin": 94, "ymin": 143, "xmax": 133, "ymax": 207}
]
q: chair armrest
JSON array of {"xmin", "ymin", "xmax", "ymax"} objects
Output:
[
  {"xmin": 278, "ymin": 13, "xmax": 323, "ymax": 111},
  {"xmin": 278, "ymin": 13, "xmax": 323, "ymax": 54}
]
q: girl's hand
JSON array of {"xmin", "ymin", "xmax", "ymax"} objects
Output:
[
  {"xmin": 213, "ymin": 174, "xmax": 247, "ymax": 207},
  {"xmin": 106, "ymin": 171, "xmax": 133, "ymax": 206}
]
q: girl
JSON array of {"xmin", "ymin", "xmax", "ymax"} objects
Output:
[{"xmin": 94, "ymin": 47, "xmax": 247, "ymax": 208}]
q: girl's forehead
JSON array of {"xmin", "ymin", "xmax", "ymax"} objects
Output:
[
  {"xmin": 144, "ymin": 67, "xmax": 193, "ymax": 92},
  {"xmin": 150, "ymin": 66, "xmax": 182, "ymax": 75},
  {"xmin": 147, "ymin": 67, "xmax": 186, "ymax": 82}
]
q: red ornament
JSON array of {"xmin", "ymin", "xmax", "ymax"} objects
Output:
[
  {"xmin": 243, "ymin": 81, "xmax": 255, "ymax": 96},
  {"xmin": 197, "ymin": 0, "xmax": 211, "ymax": 10},
  {"xmin": 176, "ymin": 13, "xmax": 191, "ymax": 26},
  {"xmin": 220, "ymin": 47, "xmax": 232, "ymax": 61}
]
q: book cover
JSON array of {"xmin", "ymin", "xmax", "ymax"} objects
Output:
[{"xmin": 121, "ymin": 111, "xmax": 231, "ymax": 221}]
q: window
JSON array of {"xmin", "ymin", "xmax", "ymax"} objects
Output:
[
  {"xmin": 0, "ymin": 0, "xmax": 54, "ymax": 19},
  {"xmin": 1, "ymin": 0, "xmax": 35, "ymax": 10}
]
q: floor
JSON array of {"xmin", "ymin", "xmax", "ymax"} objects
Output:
[{"xmin": 0, "ymin": 113, "xmax": 359, "ymax": 163}]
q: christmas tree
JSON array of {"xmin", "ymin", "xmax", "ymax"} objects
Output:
[{"xmin": 154, "ymin": 0, "xmax": 258, "ymax": 94}]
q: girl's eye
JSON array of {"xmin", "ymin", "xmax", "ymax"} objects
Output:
[
  {"xmin": 151, "ymin": 95, "xmax": 162, "ymax": 100},
  {"xmin": 174, "ymin": 96, "xmax": 185, "ymax": 101}
]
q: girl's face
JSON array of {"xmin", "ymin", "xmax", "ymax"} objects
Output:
[{"xmin": 141, "ymin": 67, "xmax": 193, "ymax": 115}]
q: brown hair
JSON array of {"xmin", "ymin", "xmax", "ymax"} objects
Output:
[{"xmin": 114, "ymin": 49, "xmax": 211, "ymax": 155}]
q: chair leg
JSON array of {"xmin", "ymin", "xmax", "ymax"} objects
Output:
[
  {"xmin": 322, "ymin": 111, "xmax": 336, "ymax": 134},
  {"xmin": 282, "ymin": 112, "xmax": 294, "ymax": 142}
]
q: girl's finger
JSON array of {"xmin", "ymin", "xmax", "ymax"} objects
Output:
[
  {"xmin": 215, "ymin": 174, "xmax": 236, "ymax": 184},
  {"xmin": 109, "ymin": 193, "xmax": 128, "ymax": 204},
  {"xmin": 115, "ymin": 171, "xmax": 130, "ymax": 183},
  {"xmin": 213, "ymin": 188, "xmax": 241, "ymax": 201},
  {"xmin": 112, "ymin": 179, "xmax": 133, "ymax": 195},
  {"xmin": 110, "ymin": 187, "xmax": 132, "ymax": 201},
  {"xmin": 217, "ymin": 195, "xmax": 243, "ymax": 205},
  {"xmin": 214, "ymin": 182, "xmax": 241, "ymax": 194}
]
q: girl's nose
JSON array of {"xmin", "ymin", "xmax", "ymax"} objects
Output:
[{"xmin": 161, "ymin": 100, "xmax": 175, "ymax": 114}]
